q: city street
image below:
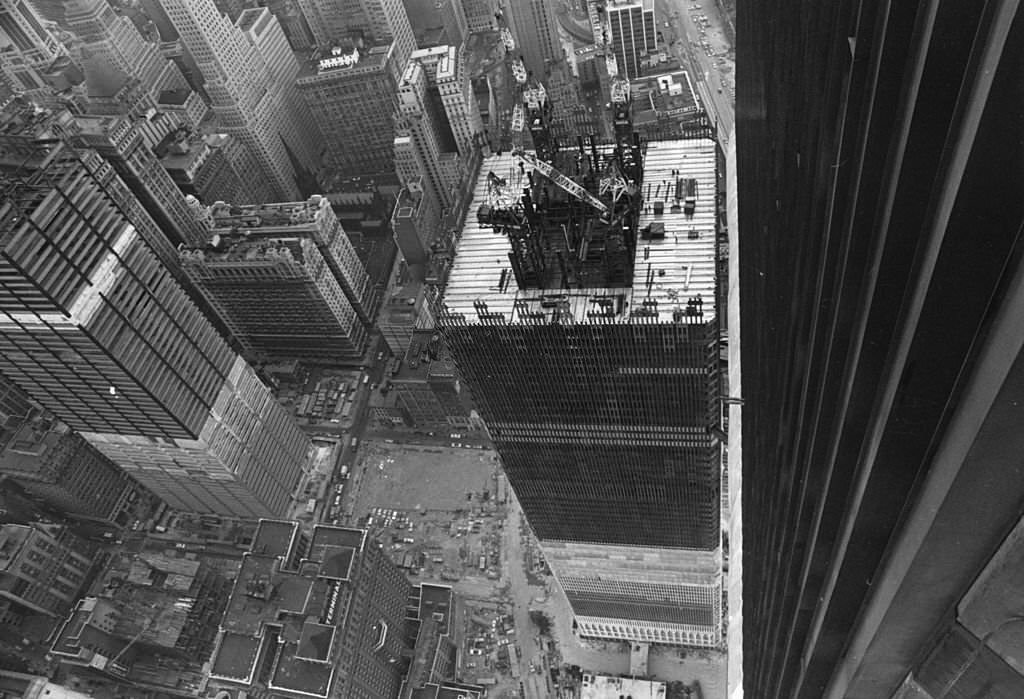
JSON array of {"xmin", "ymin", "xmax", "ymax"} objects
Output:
[
  {"xmin": 504, "ymin": 495, "xmax": 546, "ymax": 699},
  {"xmin": 657, "ymin": 0, "xmax": 735, "ymax": 141}
]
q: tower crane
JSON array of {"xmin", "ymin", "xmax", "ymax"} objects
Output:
[{"xmin": 514, "ymin": 148, "xmax": 610, "ymax": 219}]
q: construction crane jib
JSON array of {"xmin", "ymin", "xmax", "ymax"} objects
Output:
[{"xmin": 514, "ymin": 149, "xmax": 610, "ymax": 217}]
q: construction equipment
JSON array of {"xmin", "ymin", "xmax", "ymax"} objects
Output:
[
  {"xmin": 514, "ymin": 149, "xmax": 610, "ymax": 218},
  {"xmin": 599, "ymin": 157, "xmax": 633, "ymax": 206}
]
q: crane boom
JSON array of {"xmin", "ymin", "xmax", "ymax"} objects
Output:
[{"xmin": 515, "ymin": 149, "xmax": 609, "ymax": 216}]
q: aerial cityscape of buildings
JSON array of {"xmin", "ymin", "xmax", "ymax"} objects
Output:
[
  {"xmin": 6, "ymin": 0, "xmax": 732, "ymax": 694},
  {"xmin": 6, "ymin": 0, "xmax": 1018, "ymax": 698}
]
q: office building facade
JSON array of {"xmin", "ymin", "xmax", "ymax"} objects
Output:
[
  {"xmin": 0, "ymin": 0, "xmax": 82, "ymax": 103},
  {"xmin": 739, "ymin": 2, "xmax": 1024, "ymax": 697},
  {"xmin": 391, "ymin": 182, "xmax": 442, "ymax": 265},
  {"xmin": 157, "ymin": 129, "xmax": 249, "ymax": 206},
  {"xmin": 0, "ymin": 523, "xmax": 94, "ymax": 616},
  {"xmin": 396, "ymin": 59, "xmax": 452, "ymax": 209},
  {"xmin": 0, "ymin": 138, "xmax": 312, "ymax": 518},
  {"xmin": 181, "ymin": 196, "xmax": 376, "ymax": 362},
  {"xmin": 298, "ymin": 42, "xmax": 400, "ymax": 176},
  {"xmin": 58, "ymin": 0, "xmax": 206, "ymax": 126},
  {"xmin": 0, "ymin": 419, "xmax": 156, "ymax": 525},
  {"xmin": 436, "ymin": 44, "xmax": 484, "ymax": 159},
  {"xmin": 71, "ymin": 113, "xmax": 212, "ymax": 248},
  {"xmin": 442, "ymin": 141, "xmax": 722, "ymax": 646},
  {"xmin": 505, "ymin": 0, "xmax": 561, "ymax": 77},
  {"xmin": 593, "ymin": 0, "xmax": 656, "ymax": 81},
  {"xmin": 161, "ymin": 0, "xmax": 322, "ymax": 201}
]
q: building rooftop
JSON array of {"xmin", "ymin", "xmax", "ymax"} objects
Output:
[
  {"xmin": 236, "ymin": 6, "xmax": 271, "ymax": 33},
  {"xmin": 580, "ymin": 675, "xmax": 666, "ymax": 699},
  {"xmin": 631, "ymin": 71, "xmax": 700, "ymax": 119},
  {"xmin": 300, "ymin": 43, "xmax": 393, "ymax": 80},
  {"xmin": 443, "ymin": 139, "xmax": 718, "ymax": 325},
  {"xmin": 207, "ymin": 196, "xmax": 330, "ymax": 233},
  {"xmin": 251, "ymin": 519, "xmax": 298, "ymax": 559},
  {"xmin": 436, "ymin": 46, "xmax": 457, "ymax": 81},
  {"xmin": 209, "ymin": 523, "xmax": 368, "ymax": 699},
  {"xmin": 158, "ymin": 87, "xmax": 191, "ymax": 106},
  {"xmin": 390, "ymin": 329, "xmax": 456, "ymax": 384}
]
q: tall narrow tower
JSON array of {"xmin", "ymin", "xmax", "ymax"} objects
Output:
[
  {"xmin": 161, "ymin": 0, "xmax": 323, "ymax": 201},
  {"xmin": 396, "ymin": 59, "xmax": 451, "ymax": 209},
  {"xmin": 0, "ymin": 119, "xmax": 312, "ymax": 518}
]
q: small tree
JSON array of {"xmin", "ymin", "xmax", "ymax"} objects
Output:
[{"xmin": 530, "ymin": 610, "xmax": 552, "ymax": 635}]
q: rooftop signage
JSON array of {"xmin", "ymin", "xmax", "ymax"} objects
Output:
[{"xmin": 318, "ymin": 47, "xmax": 360, "ymax": 71}]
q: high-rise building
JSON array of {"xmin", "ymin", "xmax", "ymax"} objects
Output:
[
  {"xmin": 441, "ymin": 138, "xmax": 722, "ymax": 647},
  {"xmin": 297, "ymin": 42, "xmax": 400, "ymax": 176},
  {"xmin": 206, "ymin": 521, "xmax": 414, "ymax": 699},
  {"xmin": 396, "ymin": 44, "xmax": 483, "ymax": 199},
  {"xmin": 0, "ymin": 0, "xmax": 83, "ymax": 103},
  {"xmin": 592, "ymin": 0, "xmax": 655, "ymax": 81},
  {"xmin": 738, "ymin": 3, "xmax": 1024, "ymax": 697},
  {"xmin": 391, "ymin": 329, "xmax": 471, "ymax": 431},
  {"xmin": 58, "ymin": 0, "xmax": 208, "ymax": 126},
  {"xmin": 391, "ymin": 181, "xmax": 442, "ymax": 265},
  {"xmin": 396, "ymin": 58, "xmax": 453, "ymax": 208},
  {"xmin": 297, "ymin": 0, "xmax": 415, "ymax": 68},
  {"xmin": 51, "ymin": 548, "xmax": 231, "ymax": 695},
  {"xmin": 156, "ymin": 128, "xmax": 249, "ymax": 205},
  {"xmin": 0, "ymin": 523, "xmax": 95, "ymax": 616},
  {"xmin": 0, "ymin": 418, "xmax": 157, "ymax": 525},
  {"xmin": 70, "ymin": 113, "xmax": 212, "ymax": 248},
  {"xmin": 0, "ymin": 374, "xmax": 34, "ymax": 452},
  {"xmin": 181, "ymin": 196, "xmax": 377, "ymax": 363},
  {"xmin": 402, "ymin": 0, "xmax": 468, "ymax": 47},
  {"xmin": 436, "ymin": 44, "xmax": 484, "ymax": 158},
  {"xmin": 462, "ymin": 0, "xmax": 494, "ymax": 33},
  {"xmin": 0, "ymin": 137, "xmax": 312, "ymax": 518},
  {"xmin": 0, "ymin": 0, "xmax": 63, "ymax": 66},
  {"xmin": 161, "ymin": 0, "xmax": 322, "ymax": 201},
  {"xmin": 505, "ymin": 0, "xmax": 560, "ymax": 77},
  {"xmin": 378, "ymin": 257, "xmax": 435, "ymax": 355},
  {"xmin": 257, "ymin": 0, "xmax": 316, "ymax": 50},
  {"xmin": 235, "ymin": 6, "xmax": 321, "ymax": 185}
]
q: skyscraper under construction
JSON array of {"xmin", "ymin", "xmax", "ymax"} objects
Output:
[{"xmin": 440, "ymin": 74, "xmax": 723, "ymax": 646}]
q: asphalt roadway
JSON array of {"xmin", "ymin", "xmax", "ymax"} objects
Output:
[{"xmin": 656, "ymin": 0, "xmax": 735, "ymax": 142}]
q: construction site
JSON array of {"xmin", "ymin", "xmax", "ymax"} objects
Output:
[{"xmin": 437, "ymin": 2, "xmax": 725, "ymax": 656}]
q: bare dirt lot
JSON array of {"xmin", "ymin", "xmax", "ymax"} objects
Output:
[{"xmin": 351, "ymin": 441, "xmax": 499, "ymax": 518}]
